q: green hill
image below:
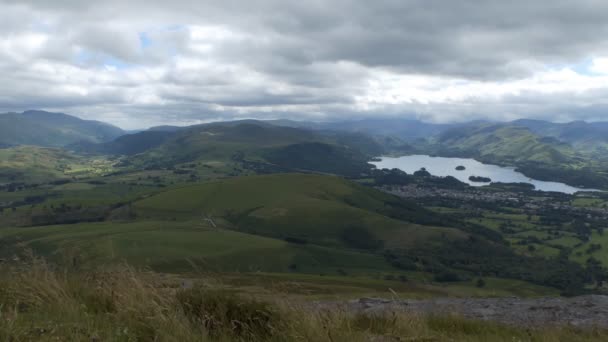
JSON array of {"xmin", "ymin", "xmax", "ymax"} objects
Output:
[
  {"xmin": 0, "ymin": 110, "xmax": 124, "ymax": 147},
  {"xmin": 120, "ymin": 122, "xmax": 380, "ymax": 177},
  {"xmin": 0, "ymin": 172, "xmax": 591, "ymax": 290},
  {"xmin": 423, "ymin": 123, "xmax": 608, "ymax": 189},
  {"xmin": 0, "ymin": 174, "xmax": 459, "ymax": 274},
  {"xmin": 133, "ymin": 174, "xmax": 462, "ymax": 250},
  {"xmin": 69, "ymin": 131, "xmax": 174, "ymax": 155},
  {"xmin": 436, "ymin": 124, "xmax": 574, "ymax": 165},
  {"xmin": 0, "ymin": 221, "xmax": 391, "ymax": 274},
  {"xmin": 0, "ymin": 146, "xmax": 114, "ymax": 184}
]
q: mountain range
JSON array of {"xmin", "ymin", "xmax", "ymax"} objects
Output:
[
  {"xmin": 5, "ymin": 109, "xmax": 608, "ymax": 188},
  {"xmin": 4, "ymin": 109, "xmax": 608, "ymax": 153}
]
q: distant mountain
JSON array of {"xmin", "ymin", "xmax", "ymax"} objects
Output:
[
  {"xmin": 96, "ymin": 121, "xmax": 383, "ymax": 177},
  {"xmin": 411, "ymin": 122, "xmax": 608, "ymax": 189},
  {"xmin": 266, "ymin": 118, "xmax": 456, "ymax": 141},
  {"xmin": 146, "ymin": 125, "xmax": 185, "ymax": 132},
  {"xmin": 513, "ymin": 119, "xmax": 608, "ymax": 141},
  {"xmin": 512, "ymin": 119, "xmax": 608, "ymax": 158},
  {"xmin": 0, "ymin": 110, "xmax": 125, "ymax": 147},
  {"xmin": 271, "ymin": 117, "xmax": 608, "ymax": 152},
  {"xmin": 70, "ymin": 131, "xmax": 174, "ymax": 156},
  {"xmin": 434, "ymin": 123, "xmax": 574, "ymax": 165}
]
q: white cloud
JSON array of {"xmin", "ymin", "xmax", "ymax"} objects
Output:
[
  {"xmin": 2, "ymin": 1, "xmax": 608, "ymax": 128},
  {"xmin": 591, "ymin": 58, "xmax": 608, "ymax": 74}
]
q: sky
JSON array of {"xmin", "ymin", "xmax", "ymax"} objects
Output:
[{"xmin": 1, "ymin": 1, "xmax": 608, "ymax": 129}]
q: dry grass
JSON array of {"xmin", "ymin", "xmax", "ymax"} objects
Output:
[{"xmin": 0, "ymin": 257, "xmax": 606, "ymax": 341}]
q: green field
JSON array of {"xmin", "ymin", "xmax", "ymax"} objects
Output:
[
  {"xmin": 0, "ymin": 219, "xmax": 560, "ymax": 300},
  {"xmin": 133, "ymin": 174, "xmax": 465, "ymax": 250},
  {"xmin": 0, "ymin": 221, "xmax": 395, "ymax": 274}
]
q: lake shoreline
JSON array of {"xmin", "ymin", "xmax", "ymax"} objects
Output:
[{"xmin": 371, "ymin": 154, "xmax": 600, "ymax": 194}]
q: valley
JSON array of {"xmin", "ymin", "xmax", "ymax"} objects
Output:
[
  {"xmin": 1, "ymin": 110, "xmax": 608, "ymax": 340},
  {"xmin": 5, "ymin": 3, "xmax": 608, "ymax": 339},
  {"xmin": 0, "ymin": 111, "xmax": 607, "ymax": 295}
]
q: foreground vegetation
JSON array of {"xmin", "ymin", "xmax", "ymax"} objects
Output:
[{"xmin": 0, "ymin": 258, "xmax": 605, "ymax": 341}]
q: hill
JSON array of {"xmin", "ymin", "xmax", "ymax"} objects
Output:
[
  {"xmin": 69, "ymin": 131, "xmax": 174, "ymax": 156},
  {"xmin": 0, "ymin": 173, "xmax": 461, "ymax": 274},
  {"xmin": 416, "ymin": 123, "xmax": 608, "ymax": 189},
  {"xmin": 513, "ymin": 119, "xmax": 608, "ymax": 161},
  {"xmin": 0, "ymin": 146, "xmax": 115, "ymax": 184},
  {"xmin": 104, "ymin": 122, "xmax": 383, "ymax": 177},
  {"xmin": 0, "ymin": 110, "xmax": 124, "ymax": 147},
  {"xmin": 434, "ymin": 124, "xmax": 574, "ymax": 165},
  {"xmin": 132, "ymin": 174, "xmax": 461, "ymax": 249},
  {"xmin": 268, "ymin": 118, "xmax": 455, "ymax": 142},
  {"xmin": 0, "ymin": 169, "xmax": 593, "ymax": 292}
]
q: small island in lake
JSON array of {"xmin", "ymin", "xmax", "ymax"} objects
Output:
[
  {"xmin": 469, "ymin": 175, "xmax": 492, "ymax": 183},
  {"xmin": 455, "ymin": 165, "xmax": 466, "ymax": 171}
]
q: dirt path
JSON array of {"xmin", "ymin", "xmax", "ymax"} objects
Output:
[{"xmin": 318, "ymin": 295, "xmax": 608, "ymax": 328}]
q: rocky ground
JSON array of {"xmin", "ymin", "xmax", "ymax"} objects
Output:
[{"xmin": 318, "ymin": 296, "xmax": 608, "ymax": 328}]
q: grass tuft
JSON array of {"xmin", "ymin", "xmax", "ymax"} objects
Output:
[{"xmin": 0, "ymin": 258, "xmax": 605, "ymax": 341}]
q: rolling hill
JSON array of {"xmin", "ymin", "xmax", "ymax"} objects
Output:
[
  {"xmin": 0, "ymin": 173, "xmax": 462, "ymax": 274},
  {"xmin": 409, "ymin": 122, "xmax": 608, "ymax": 189},
  {"xmin": 434, "ymin": 124, "xmax": 575, "ymax": 165},
  {"xmin": 0, "ymin": 146, "xmax": 115, "ymax": 184},
  {"xmin": 69, "ymin": 130, "xmax": 174, "ymax": 156},
  {"xmin": 0, "ymin": 173, "xmax": 588, "ymax": 290},
  {"xmin": 513, "ymin": 119, "xmax": 608, "ymax": 160},
  {"xmin": 132, "ymin": 173, "xmax": 463, "ymax": 249},
  {"xmin": 82, "ymin": 121, "xmax": 384, "ymax": 177},
  {"xmin": 0, "ymin": 110, "xmax": 124, "ymax": 147}
]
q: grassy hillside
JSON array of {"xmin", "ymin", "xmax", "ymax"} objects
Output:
[
  {"xmin": 513, "ymin": 119, "xmax": 608, "ymax": 158},
  {"xmin": 1, "ymin": 171, "xmax": 593, "ymax": 291},
  {"xmin": 0, "ymin": 146, "xmax": 115, "ymax": 184},
  {"xmin": 0, "ymin": 221, "xmax": 392, "ymax": 274},
  {"xmin": 133, "ymin": 174, "xmax": 461, "ymax": 250},
  {"xmin": 1, "ymin": 173, "xmax": 457, "ymax": 275},
  {"xmin": 0, "ymin": 110, "xmax": 124, "ymax": 147},
  {"xmin": 116, "ymin": 122, "xmax": 379, "ymax": 178},
  {"xmin": 436, "ymin": 124, "xmax": 574, "ymax": 165},
  {"xmin": 69, "ymin": 130, "xmax": 174, "ymax": 155},
  {"xmin": 0, "ymin": 262, "xmax": 598, "ymax": 341},
  {"xmin": 423, "ymin": 123, "xmax": 608, "ymax": 189}
]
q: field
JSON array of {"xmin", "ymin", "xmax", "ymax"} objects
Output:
[
  {"xmin": 132, "ymin": 174, "xmax": 464, "ymax": 250},
  {"xmin": 430, "ymin": 195, "xmax": 608, "ymax": 272},
  {"xmin": 0, "ymin": 146, "xmax": 117, "ymax": 183},
  {"xmin": 0, "ymin": 220, "xmax": 393, "ymax": 275},
  {"xmin": 0, "ymin": 219, "xmax": 561, "ymax": 301},
  {"xmin": 2, "ymin": 123, "xmax": 607, "ymax": 310},
  {"xmin": 1, "ymin": 171, "xmax": 572, "ymax": 300}
]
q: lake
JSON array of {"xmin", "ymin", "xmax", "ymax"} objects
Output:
[{"xmin": 371, "ymin": 155, "xmax": 596, "ymax": 194}]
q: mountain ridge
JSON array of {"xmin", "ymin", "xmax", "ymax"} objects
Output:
[{"xmin": 0, "ymin": 110, "xmax": 125, "ymax": 147}]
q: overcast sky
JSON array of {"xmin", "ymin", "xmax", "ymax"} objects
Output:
[{"xmin": 1, "ymin": 1, "xmax": 608, "ymax": 129}]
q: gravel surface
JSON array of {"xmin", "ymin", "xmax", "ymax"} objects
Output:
[{"xmin": 318, "ymin": 295, "xmax": 608, "ymax": 328}]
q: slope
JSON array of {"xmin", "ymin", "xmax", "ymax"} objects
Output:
[
  {"xmin": 121, "ymin": 122, "xmax": 380, "ymax": 177},
  {"xmin": 132, "ymin": 173, "xmax": 463, "ymax": 251},
  {"xmin": 0, "ymin": 146, "xmax": 114, "ymax": 184},
  {"xmin": 435, "ymin": 124, "xmax": 574, "ymax": 165},
  {"xmin": 0, "ymin": 110, "xmax": 124, "ymax": 147}
]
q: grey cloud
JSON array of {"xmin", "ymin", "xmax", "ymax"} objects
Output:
[
  {"xmin": 2, "ymin": 0, "xmax": 608, "ymax": 128},
  {"xmin": 9, "ymin": 0, "xmax": 608, "ymax": 79}
]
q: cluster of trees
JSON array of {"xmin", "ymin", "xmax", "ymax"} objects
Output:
[
  {"xmin": 384, "ymin": 235, "xmax": 600, "ymax": 293},
  {"xmin": 517, "ymin": 163, "xmax": 608, "ymax": 190},
  {"xmin": 371, "ymin": 168, "xmax": 467, "ymax": 189}
]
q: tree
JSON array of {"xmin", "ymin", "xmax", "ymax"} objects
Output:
[{"xmin": 476, "ymin": 278, "xmax": 486, "ymax": 288}]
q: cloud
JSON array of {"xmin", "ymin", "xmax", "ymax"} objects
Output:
[{"xmin": 1, "ymin": 0, "xmax": 608, "ymax": 128}]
